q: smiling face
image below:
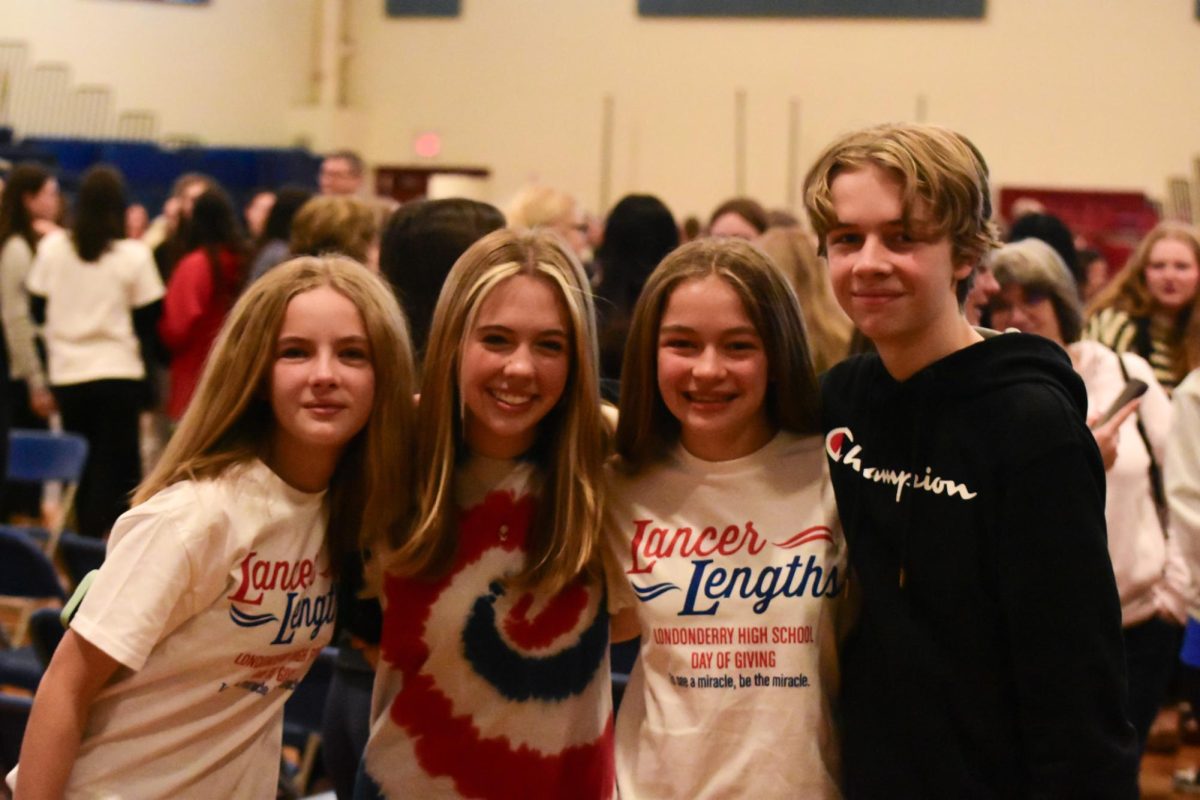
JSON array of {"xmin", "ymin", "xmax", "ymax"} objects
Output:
[
  {"xmin": 460, "ymin": 274, "xmax": 571, "ymax": 459},
  {"xmin": 270, "ymin": 286, "xmax": 376, "ymax": 485},
  {"xmin": 1144, "ymin": 237, "xmax": 1200, "ymax": 313},
  {"xmin": 656, "ymin": 275, "xmax": 773, "ymax": 461},
  {"xmin": 825, "ymin": 164, "xmax": 975, "ymax": 373}
]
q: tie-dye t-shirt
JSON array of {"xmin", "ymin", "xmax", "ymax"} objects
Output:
[{"xmin": 365, "ymin": 456, "xmax": 614, "ymax": 799}]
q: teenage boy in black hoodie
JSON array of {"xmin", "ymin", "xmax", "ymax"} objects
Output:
[{"xmin": 804, "ymin": 123, "xmax": 1138, "ymax": 798}]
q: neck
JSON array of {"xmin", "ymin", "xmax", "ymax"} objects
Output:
[
  {"xmin": 876, "ymin": 314, "xmax": 983, "ymax": 382},
  {"xmin": 266, "ymin": 437, "xmax": 338, "ymax": 493},
  {"xmin": 680, "ymin": 424, "xmax": 776, "ymax": 463}
]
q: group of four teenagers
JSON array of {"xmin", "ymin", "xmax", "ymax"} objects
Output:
[{"xmin": 11, "ymin": 121, "xmax": 1137, "ymax": 799}]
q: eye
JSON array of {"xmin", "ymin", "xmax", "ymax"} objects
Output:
[
  {"xmin": 339, "ymin": 346, "xmax": 371, "ymax": 363},
  {"xmin": 536, "ymin": 338, "xmax": 566, "ymax": 354},
  {"xmin": 827, "ymin": 232, "xmax": 861, "ymax": 247},
  {"xmin": 277, "ymin": 344, "xmax": 309, "ymax": 360},
  {"xmin": 660, "ymin": 336, "xmax": 697, "ymax": 351},
  {"xmin": 480, "ymin": 332, "xmax": 512, "ymax": 348},
  {"xmin": 726, "ymin": 339, "xmax": 761, "ymax": 354}
]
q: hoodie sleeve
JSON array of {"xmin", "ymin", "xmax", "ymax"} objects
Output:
[
  {"xmin": 1168, "ymin": 372, "xmax": 1200, "ymax": 618},
  {"xmin": 994, "ymin": 390, "xmax": 1139, "ymax": 799}
]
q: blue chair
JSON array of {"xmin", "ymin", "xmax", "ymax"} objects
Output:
[
  {"xmin": 57, "ymin": 531, "xmax": 106, "ymax": 590},
  {"xmin": 0, "ymin": 527, "xmax": 65, "ymax": 646},
  {"xmin": 282, "ymin": 647, "xmax": 337, "ymax": 794},
  {"xmin": 0, "ymin": 693, "xmax": 33, "ymax": 775},
  {"xmin": 6, "ymin": 429, "xmax": 89, "ymax": 554},
  {"xmin": 28, "ymin": 607, "xmax": 65, "ymax": 668},
  {"xmin": 0, "ymin": 646, "xmax": 42, "ymax": 692}
]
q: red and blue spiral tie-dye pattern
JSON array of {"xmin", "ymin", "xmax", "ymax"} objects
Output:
[{"xmin": 377, "ymin": 487, "xmax": 614, "ymax": 799}]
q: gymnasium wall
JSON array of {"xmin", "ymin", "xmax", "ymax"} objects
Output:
[
  {"xmin": 5, "ymin": 0, "xmax": 1198, "ymax": 220},
  {"xmin": 2, "ymin": 0, "xmax": 316, "ymax": 146}
]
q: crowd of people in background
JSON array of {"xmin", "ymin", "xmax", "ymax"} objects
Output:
[{"xmin": 1, "ymin": 123, "xmax": 1200, "ymax": 799}]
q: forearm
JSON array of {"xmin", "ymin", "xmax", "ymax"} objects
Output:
[
  {"xmin": 2, "ymin": 301, "xmax": 46, "ymax": 387},
  {"xmin": 14, "ymin": 683, "xmax": 88, "ymax": 800},
  {"xmin": 15, "ymin": 631, "xmax": 120, "ymax": 800}
]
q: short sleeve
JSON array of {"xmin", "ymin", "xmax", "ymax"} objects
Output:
[
  {"xmin": 70, "ymin": 489, "xmax": 232, "ymax": 671},
  {"xmin": 124, "ymin": 241, "xmax": 165, "ymax": 308},
  {"xmin": 602, "ymin": 532, "xmax": 637, "ymax": 615}
]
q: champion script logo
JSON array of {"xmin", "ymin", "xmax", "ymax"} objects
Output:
[{"xmin": 824, "ymin": 426, "xmax": 978, "ymax": 503}]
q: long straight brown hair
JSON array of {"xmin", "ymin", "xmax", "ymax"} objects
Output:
[
  {"xmin": 616, "ymin": 238, "xmax": 820, "ymax": 472},
  {"xmin": 386, "ymin": 228, "xmax": 608, "ymax": 594}
]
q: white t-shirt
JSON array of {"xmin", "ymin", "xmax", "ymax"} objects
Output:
[
  {"xmin": 19, "ymin": 459, "xmax": 335, "ymax": 799},
  {"xmin": 25, "ymin": 229, "xmax": 163, "ymax": 385},
  {"xmin": 606, "ymin": 432, "xmax": 847, "ymax": 800}
]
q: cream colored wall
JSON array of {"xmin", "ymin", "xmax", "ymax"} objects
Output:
[
  {"xmin": 348, "ymin": 0, "xmax": 1200, "ymax": 220},
  {"xmin": 2, "ymin": 0, "xmax": 317, "ymax": 145},
  {"xmin": 3, "ymin": 0, "xmax": 1198, "ymax": 221}
]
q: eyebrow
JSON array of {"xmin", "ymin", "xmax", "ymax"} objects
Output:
[
  {"xmin": 476, "ymin": 323, "xmax": 568, "ymax": 338},
  {"xmin": 659, "ymin": 324, "xmax": 761, "ymax": 337},
  {"xmin": 828, "ymin": 217, "xmax": 906, "ymax": 230},
  {"xmin": 276, "ymin": 334, "xmax": 370, "ymax": 345}
]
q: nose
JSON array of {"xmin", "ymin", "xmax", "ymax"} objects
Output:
[
  {"xmin": 503, "ymin": 344, "xmax": 535, "ymax": 378},
  {"xmin": 310, "ymin": 349, "xmax": 338, "ymax": 387},
  {"xmin": 692, "ymin": 345, "xmax": 724, "ymax": 380},
  {"xmin": 853, "ymin": 235, "xmax": 891, "ymax": 277}
]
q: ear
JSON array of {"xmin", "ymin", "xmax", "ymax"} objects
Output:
[{"xmin": 952, "ymin": 259, "xmax": 975, "ymax": 284}]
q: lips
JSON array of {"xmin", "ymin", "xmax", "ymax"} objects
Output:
[
  {"xmin": 488, "ymin": 388, "xmax": 536, "ymax": 409},
  {"xmin": 852, "ymin": 289, "xmax": 902, "ymax": 301},
  {"xmin": 303, "ymin": 402, "xmax": 347, "ymax": 418},
  {"xmin": 683, "ymin": 390, "xmax": 736, "ymax": 407}
]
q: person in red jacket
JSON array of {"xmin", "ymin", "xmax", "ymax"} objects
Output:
[{"xmin": 159, "ymin": 187, "xmax": 247, "ymax": 420}]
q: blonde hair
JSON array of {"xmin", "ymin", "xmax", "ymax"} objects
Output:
[
  {"xmin": 505, "ymin": 184, "xmax": 577, "ymax": 230},
  {"xmin": 1087, "ymin": 221, "xmax": 1200, "ymax": 378},
  {"xmin": 755, "ymin": 226, "xmax": 852, "ymax": 373},
  {"xmin": 290, "ymin": 196, "xmax": 379, "ymax": 263},
  {"xmin": 616, "ymin": 238, "xmax": 820, "ymax": 472},
  {"xmin": 389, "ymin": 228, "xmax": 607, "ymax": 593},
  {"xmin": 804, "ymin": 123, "xmax": 1000, "ymax": 301},
  {"xmin": 135, "ymin": 256, "xmax": 417, "ymax": 570}
]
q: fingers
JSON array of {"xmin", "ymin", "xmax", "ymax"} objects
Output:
[{"xmin": 1090, "ymin": 396, "xmax": 1142, "ymax": 433}]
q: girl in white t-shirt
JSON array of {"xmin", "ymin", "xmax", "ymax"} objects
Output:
[
  {"xmin": 606, "ymin": 238, "xmax": 848, "ymax": 799},
  {"xmin": 361, "ymin": 229, "xmax": 614, "ymax": 799},
  {"xmin": 12, "ymin": 256, "xmax": 417, "ymax": 799}
]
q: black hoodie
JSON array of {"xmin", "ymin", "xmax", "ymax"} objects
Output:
[{"xmin": 821, "ymin": 332, "xmax": 1137, "ymax": 799}]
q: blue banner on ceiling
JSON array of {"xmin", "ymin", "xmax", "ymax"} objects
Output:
[
  {"xmin": 638, "ymin": 0, "xmax": 984, "ymax": 18},
  {"xmin": 386, "ymin": 0, "xmax": 459, "ymax": 17}
]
